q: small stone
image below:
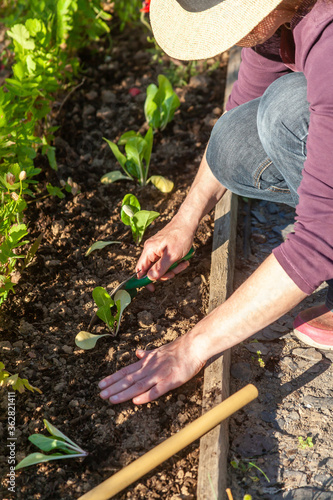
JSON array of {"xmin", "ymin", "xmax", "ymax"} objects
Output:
[
  {"xmin": 0, "ymin": 341, "xmax": 12, "ymax": 350},
  {"xmin": 91, "ymin": 158, "xmax": 104, "ymax": 168},
  {"xmin": 251, "ymin": 232, "xmax": 267, "ymax": 243},
  {"xmin": 96, "ymin": 107, "xmax": 114, "ymax": 121},
  {"xmin": 314, "ymin": 473, "xmax": 332, "ymax": 486},
  {"xmin": 62, "ymin": 345, "xmax": 73, "ymax": 354},
  {"xmin": 188, "ymin": 74, "xmax": 209, "ymax": 88},
  {"xmin": 83, "ymin": 104, "xmax": 95, "ymax": 116},
  {"xmin": 292, "ymin": 347, "xmax": 322, "ymax": 362},
  {"xmin": 13, "ymin": 340, "xmax": 24, "ymax": 348},
  {"xmin": 283, "ymin": 469, "xmax": 307, "ymax": 487},
  {"xmin": 101, "ymin": 90, "xmax": 116, "ymax": 104},
  {"xmin": 244, "ymin": 342, "xmax": 269, "ymax": 355},
  {"xmin": 51, "ymin": 220, "xmax": 65, "ymax": 236},
  {"xmin": 251, "ymin": 210, "xmax": 267, "ymax": 223},
  {"xmin": 137, "ymin": 311, "xmax": 154, "ymax": 327},
  {"xmin": 54, "ymin": 383, "xmax": 67, "ymax": 392},
  {"xmin": 19, "ymin": 320, "xmax": 35, "ymax": 335},
  {"xmin": 231, "ymin": 361, "xmax": 252, "ymax": 381},
  {"xmin": 85, "ymin": 90, "xmax": 98, "ymax": 101},
  {"xmin": 69, "ymin": 399, "xmax": 80, "ymax": 408}
]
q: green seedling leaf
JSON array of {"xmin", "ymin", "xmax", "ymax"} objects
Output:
[
  {"xmin": 28, "ymin": 435, "xmax": 77, "ymax": 454},
  {"xmin": 118, "ymin": 131, "xmax": 140, "ymax": 145},
  {"xmin": 100, "ymin": 171, "xmax": 130, "ymax": 184},
  {"xmin": 75, "ymin": 331, "xmax": 111, "ymax": 350},
  {"xmin": 121, "ymin": 194, "xmax": 140, "ymax": 225},
  {"xmin": 103, "ymin": 138, "xmax": 127, "ymax": 170},
  {"xmin": 7, "ymin": 24, "xmax": 35, "ymax": 50},
  {"xmin": 92, "ymin": 287, "xmax": 116, "ymax": 330},
  {"xmin": 148, "ymin": 175, "xmax": 174, "ymax": 193},
  {"xmin": 43, "ymin": 419, "xmax": 81, "ymax": 449},
  {"xmin": 92, "ymin": 286, "xmax": 114, "ymax": 309},
  {"xmin": 16, "ymin": 452, "xmax": 85, "ymax": 470},
  {"xmin": 114, "ymin": 290, "xmax": 131, "ymax": 335},
  {"xmin": 85, "ymin": 240, "xmax": 121, "ymax": 256},
  {"xmin": 132, "ymin": 210, "xmax": 160, "ymax": 245}
]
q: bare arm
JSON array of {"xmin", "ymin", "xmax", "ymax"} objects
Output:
[{"xmin": 99, "ymin": 253, "xmax": 307, "ymax": 405}]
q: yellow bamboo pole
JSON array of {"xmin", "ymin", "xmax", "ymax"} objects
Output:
[{"xmin": 79, "ymin": 384, "xmax": 258, "ymax": 500}]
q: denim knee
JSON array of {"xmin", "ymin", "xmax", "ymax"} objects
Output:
[
  {"xmin": 257, "ymin": 73, "xmax": 310, "ymax": 203},
  {"xmin": 206, "ymin": 99, "xmax": 261, "ymax": 193}
]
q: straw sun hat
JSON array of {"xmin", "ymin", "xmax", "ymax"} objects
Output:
[{"xmin": 149, "ymin": 0, "xmax": 284, "ymax": 60}]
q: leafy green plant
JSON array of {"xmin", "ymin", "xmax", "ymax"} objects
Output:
[
  {"xmin": 113, "ymin": 0, "xmax": 142, "ymax": 31},
  {"xmin": 230, "ymin": 458, "xmax": 270, "ymax": 483},
  {"xmin": 75, "ymin": 288, "xmax": 132, "ymax": 349},
  {"xmin": 0, "ymin": 362, "xmax": 42, "ymax": 394},
  {"xmin": 121, "ymin": 194, "xmax": 159, "ymax": 245},
  {"xmin": 144, "ymin": 75, "xmax": 180, "ymax": 131},
  {"xmin": 298, "ymin": 436, "xmax": 314, "ymax": 449},
  {"xmin": 16, "ymin": 419, "xmax": 87, "ymax": 469},
  {"xmin": 85, "ymin": 240, "xmax": 121, "ymax": 256},
  {"xmin": 101, "ymin": 128, "xmax": 173, "ymax": 193}
]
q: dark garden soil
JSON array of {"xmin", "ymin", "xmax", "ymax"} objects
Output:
[{"xmin": 1, "ymin": 23, "xmax": 333, "ymax": 500}]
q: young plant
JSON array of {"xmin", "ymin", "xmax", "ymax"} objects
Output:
[
  {"xmin": 144, "ymin": 74, "xmax": 180, "ymax": 131},
  {"xmin": 121, "ymin": 194, "xmax": 159, "ymax": 245},
  {"xmin": 230, "ymin": 458, "xmax": 270, "ymax": 483},
  {"xmin": 75, "ymin": 287, "xmax": 131, "ymax": 349},
  {"xmin": 16, "ymin": 419, "xmax": 87, "ymax": 469},
  {"xmin": 298, "ymin": 436, "xmax": 314, "ymax": 449},
  {"xmin": 101, "ymin": 127, "xmax": 173, "ymax": 193},
  {"xmin": 0, "ymin": 362, "xmax": 42, "ymax": 394}
]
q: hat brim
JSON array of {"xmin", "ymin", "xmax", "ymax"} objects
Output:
[{"xmin": 150, "ymin": 0, "xmax": 283, "ymax": 60}]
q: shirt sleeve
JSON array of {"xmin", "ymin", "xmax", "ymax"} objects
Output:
[
  {"xmin": 226, "ymin": 47, "xmax": 291, "ymax": 111},
  {"xmin": 273, "ymin": 21, "xmax": 333, "ymax": 294}
]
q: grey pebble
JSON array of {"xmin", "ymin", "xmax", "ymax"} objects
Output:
[
  {"xmin": 292, "ymin": 347, "xmax": 322, "ymax": 361},
  {"xmin": 314, "ymin": 474, "xmax": 333, "ymax": 487},
  {"xmin": 230, "ymin": 361, "xmax": 252, "ymax": 381},
  {"xmin": 283, "ymin": 488, "xmax": 333, "ymax": 499},
  {"xmin": 244, "ymin": 342, "xmax": 270, "ymax": 355}
]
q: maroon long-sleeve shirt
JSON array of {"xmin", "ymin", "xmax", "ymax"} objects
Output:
[{"xmin": 226, "ymin": 0, "xmax": 333, "ymax": 294}]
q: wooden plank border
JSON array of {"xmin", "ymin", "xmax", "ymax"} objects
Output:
[{"xmin": 197, "ymin": 46, "xmax": 242, "ymax": 500}]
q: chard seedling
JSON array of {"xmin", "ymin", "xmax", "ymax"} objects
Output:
[
  {"xmin": 144, "ymin": 74, "xmax": 180, "ymax": 131},
  {"xmin": 230, "ymin": 458, "xmax": 270, "ymax": 483},
  {"xmin": 101, "ymin": 127, "xmax": 173, "ymax": 193},
  {"xmin": 16, "ymin": 419, "xmax": 87, "ymax": 469},
  {"xmin": 85, "ymin": 240, "xmax": 121, "ymax": 256},
  {"xmin": 121, "ymin": 193, "xmax": 159, "ymax": 245},
  {"xmin": 75, "ymin": 288, "xmax": 132, "ymax": 349},
  {"xmin": 298, "ymin": 436, "xmax": 314, "ymax": 449}
]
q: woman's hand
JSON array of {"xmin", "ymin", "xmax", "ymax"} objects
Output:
[
  {"xmin": 136, "ymin": 216, "xmax": 196, "ymax": 291},
  {"xmin": 98, "ymin": 334, "xmax": 205, "ymax": 405}
]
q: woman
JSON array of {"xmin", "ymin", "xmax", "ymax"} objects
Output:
[{"xmin": 99, "ymin": 0, "xmax": 333, "ymax": 405}]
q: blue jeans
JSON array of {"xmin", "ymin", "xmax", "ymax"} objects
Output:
[{"xmin": 206, "ymin": 72, "xmax": 333, "ymax": 310}]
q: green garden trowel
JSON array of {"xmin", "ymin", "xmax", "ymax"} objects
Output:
[{"xmin": 88, "ymin": 246, "xmax": 194, "ymax": 329}]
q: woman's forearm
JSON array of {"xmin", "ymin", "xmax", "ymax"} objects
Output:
[{"xmin": 188, "ymin": 253, "xmax": 307, "ymax": 362}]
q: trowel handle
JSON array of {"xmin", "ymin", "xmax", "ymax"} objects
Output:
[{"xmin": 125, "ymin": 246, "xmax": 195, "ymax": 291}]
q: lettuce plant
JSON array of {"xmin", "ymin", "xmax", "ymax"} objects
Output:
[
  {"xmin": 121, "ymin": 194, "xmax": 159, "ymax": 245},
  {"xmin": 144, "ymin": 74, "xmax": 180, "ymax": 131},
  {"xmin": 101, "ymin": 128, "xmax": 174, "ymax": 193},
  {"xmin": 16, "ymin": 419, "xmax": 87, "ymax": 469},
  {"xmin": 75, "ymin": 287, "xmax": 132, "ymax": 349}
]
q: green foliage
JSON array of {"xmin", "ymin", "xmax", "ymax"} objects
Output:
[
  {"xmin": 16, "ymin": 419, "xmax": 88, "ymax": 469},
  {"xmin": 0, "ymin": 362, "xmax": 42, "ymax": 393},
  {"xmin": 121, "ymin": 194, "xmax": 159, "ymax": 245},
  {"xmin": 113, "ymin": 0, "xmax": 142, "ymax": 31},
  {"xmin": 0, "ymin": 0, "xmax": 108, "ymax": 304},
  {"xmin": 75, "ymin": 287, "xmax": 132, "ymax": 348},
  {"xmin": 102, "ymin": 128, "xmax": 173, "ymax": 192},
  {"xmin": 231, "ymin": 458, "xmax": 270, "ymax": 483},
  {"xmin": 144, "ymin": 75, "xmax": 180, "ymax": 131},
  {"xmin": 298, "ymin": 436, "xmax": 314, "ymax": 449}
]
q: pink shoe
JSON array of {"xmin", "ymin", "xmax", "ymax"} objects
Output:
[{"xmin": 293, "ymin": 304, "xmax": 333, "ymax": 350}]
